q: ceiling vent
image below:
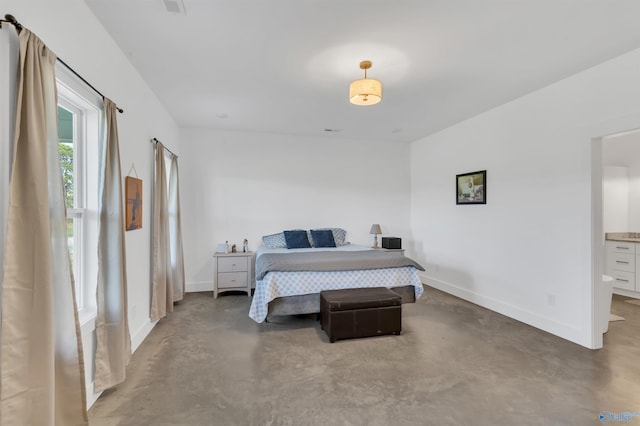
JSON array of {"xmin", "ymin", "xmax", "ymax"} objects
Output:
[{"xmin": 163, "ymin": 0, "xmax": 186, "ymax": 14}]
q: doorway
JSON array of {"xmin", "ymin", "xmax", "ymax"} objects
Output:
[{"xmin": 593, "ymin": 128, "xmax": 640, "ymax": 348}]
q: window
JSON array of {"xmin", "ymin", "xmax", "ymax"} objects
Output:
[
  {"xmin": 56, "ymin": 70, "xmax": 101, "ymax": 314},
  {"xmin": 58, "ymin": 102, "xmax": 84, "ymax": 308}
]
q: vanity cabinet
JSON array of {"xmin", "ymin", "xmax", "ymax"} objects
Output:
[{"xmin": 605, "ymin": 241, "xmax": 637, "ymax": 292}]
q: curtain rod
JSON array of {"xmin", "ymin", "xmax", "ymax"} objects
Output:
[
  {"xmin": 151, "ymin": 138, "xmax": 178, "ymax": 158},
  {"xmin": 1, "ymin": 13, "xmax": 124, "ymax": 114}
]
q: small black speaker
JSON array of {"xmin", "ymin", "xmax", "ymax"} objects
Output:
[{"xmin": 382, "ymin": 237, "xmax": 401, "ymax": 249}]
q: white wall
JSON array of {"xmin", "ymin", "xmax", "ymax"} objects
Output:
[
  {"xmin": 629, "ymin": 166, "xmax": 640, "ymax": 230},
  {"xmin": 410, "ymin": 47, "xmax": 640, "ymax": 349},
  {"xmin": 603, "ymin": 166, "xmax": 629, "ymax": 233},
  {"xmin": 180, "ymin": 129, "xmax": 411, "ymax": 291},
  {"xmin": 2, "ymin": 0, "xmax": 180, "ymax": 406}
]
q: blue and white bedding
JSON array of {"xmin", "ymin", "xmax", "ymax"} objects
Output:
[{"xmin": 248, "ymin": 245, "xmax": 424, "ymax": 323}]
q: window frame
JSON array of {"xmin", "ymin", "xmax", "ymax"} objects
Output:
[
  {"xmin": 58, "ymin": 100, "xmax": 86, "ymax": 309},
  {"xmin": 56, "ymin": 67, "xmax": 102, "ymax": 316}
]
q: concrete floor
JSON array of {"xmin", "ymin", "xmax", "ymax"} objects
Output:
[{"xmin": 88, "ymin": 287, "xmax": 640, "ymax": 426}]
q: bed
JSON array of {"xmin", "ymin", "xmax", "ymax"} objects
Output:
[{"xmin": 248, "ymin": 244, "xmax": 425, "ymax": 323}]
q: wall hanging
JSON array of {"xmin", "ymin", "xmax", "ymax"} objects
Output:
[
  {"xmin": 456, "ymin": 170, "xmax": 486, "ymax": 205},
  {"xmin": 126, "ymin": 173, "xmax": 143, "ymax": 230}
]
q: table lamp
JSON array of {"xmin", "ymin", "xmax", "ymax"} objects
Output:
[{"xmin": 370, "ymin": 224, "xmax": 382, "ymax": 248}]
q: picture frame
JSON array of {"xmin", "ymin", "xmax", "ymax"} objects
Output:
[
  {"xmin": 456, "ymin": 170, "xmax": 486, "ymax": 205},
  {"xmin": 125, "ymin": 176, "xmax": 143, "ymax": 230}
]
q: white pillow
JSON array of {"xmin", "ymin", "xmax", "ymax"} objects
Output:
[{"xmin": 262, "ymin": 232, "xmax": 287, "ymax": 249}]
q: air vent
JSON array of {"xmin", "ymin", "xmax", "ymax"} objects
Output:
[{"xmin": 163, "ymin": 0, "xmax": 186, "ymax": 14}]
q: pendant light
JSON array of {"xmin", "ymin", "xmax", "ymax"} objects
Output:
[{"xmin": 349, "ymin": 60, "xmax": 382, "ymax": 106}]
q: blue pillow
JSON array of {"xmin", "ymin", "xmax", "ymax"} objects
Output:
[
  {"xmin": 310, "ymin": 229, "xmax": 336, "ymax": 248},
  {"xmin": 283, "ymin": 230, "xmax": 311, "ymax": 249},
  {"xmin": 314, "ymin": 227, "xmax": 347, "ymax": 246}
]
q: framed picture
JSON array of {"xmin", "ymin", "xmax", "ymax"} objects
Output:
[
  {"xmin": 126, "ymin": 176, "xmax": 143, "ymax": 230},
  {"xmin": 456, "ymin": 170, "xmax": 486, "ymax": 205}
]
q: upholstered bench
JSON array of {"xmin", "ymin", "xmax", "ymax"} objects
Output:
[{"xmin": 320, "ymin": 287, "xmax": 402, "ymax": 343}]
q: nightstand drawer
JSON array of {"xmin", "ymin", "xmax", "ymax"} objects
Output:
[
  {"xmin": 218, "ymin": 257, "xmax": 248, "ymax": 273},
  {"xmin": 217, "ymin": 272, "xmax": 248, "ymax": 289}
]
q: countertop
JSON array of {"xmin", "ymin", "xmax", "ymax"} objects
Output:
[{"xmin": 605, "ymin": 232, "xmax": 640, "ymax": 242}]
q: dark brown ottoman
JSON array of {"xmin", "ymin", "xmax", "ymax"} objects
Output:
[{"xmin": 320, "ymin": 287, "xmax": 402, "ymax": 343}]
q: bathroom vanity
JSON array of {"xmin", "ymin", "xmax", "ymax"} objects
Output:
[{"xmin": 605, "ymin": 233, "xmax": 640, "ymax": 297}]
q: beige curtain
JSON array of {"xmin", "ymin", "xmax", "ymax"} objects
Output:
[
  {"xmin": 168, "ymin": 156, "xmax": 185, "ymax": 302},
  {"xmin": 94, "ymin": 98, "xmax": 131, "ymax": 393},
  {"xmin": 150, "ymin": 144, "xmax": 173, "ymax": 321},
  {"xmin": 0, "ymin": 29, "xmax": 87, "ymax": 425}
]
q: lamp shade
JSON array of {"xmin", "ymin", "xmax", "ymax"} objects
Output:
[
  {"xmin": 350, "ymin": 60, "xmax": 382, "ymax": 106},
  {"xmin": 370, "ymin": 224, "xmax": 382, "ymax": 235},
  {"xmin": 349, "ymin": 78, "xmax": 382, "ymax": 106}
]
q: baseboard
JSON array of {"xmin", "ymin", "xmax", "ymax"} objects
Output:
[
  {"xmin": 186, "ymin": 281, "xmax": 212, "ymax": 293},
  {"xmin": 131, "ymin": 318, "xmax": 157, "ymax": 353},
  {"xmin": 420, "ymin": 273, "xmax": 592, "ymax": 349}
]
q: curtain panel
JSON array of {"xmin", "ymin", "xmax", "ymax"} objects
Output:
[
  {"xmin": 150, "ymin": 144, "xmax": 173, "ymax": 321},
  {"xmin": 94, "ymin": 98, "xmax": 131, "ymax": 393},
  {"xmin": 169, "ymin": 156, "xmax": 185, "ymax": 302},
  {"xmin": 0, "ymin": 29, "xmax": 87, "ymax": 425}
]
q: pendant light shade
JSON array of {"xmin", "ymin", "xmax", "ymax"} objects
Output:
[{"xmin": 349, "ymin": 60, "xmax": 382, "ymax": 106}]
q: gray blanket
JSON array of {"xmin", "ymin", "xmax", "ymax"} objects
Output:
[{"xmin": 256, "ymin": 250, "xmax": 425, "ymax": 280}]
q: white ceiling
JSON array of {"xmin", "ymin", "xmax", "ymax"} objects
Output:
[{"xmin": 85, "ymin": 0, "xmax": 640, "ymax": 143}]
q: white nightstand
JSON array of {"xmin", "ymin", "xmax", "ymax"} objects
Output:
[{"xmin": 213, "ymin": 251, "xmax": 253, "ymax": 299}]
